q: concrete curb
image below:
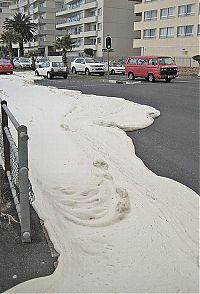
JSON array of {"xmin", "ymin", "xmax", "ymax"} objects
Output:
[{"xmin": 103, "ymin": 79, "xmax": 141, "ymax": 85}]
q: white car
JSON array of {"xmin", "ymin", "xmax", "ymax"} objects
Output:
[
  {"xmin": 35, "ymin": 61, "xmax": 68, "ymax": 79},
  {"xmin": 13, "ymin": 57, "xmax": 31, "ymax": 69},
  {"xmin": 104, "ymin": 62, "xmax": 125, "ymax": 75},
  {"xmin": 71, "ymin": 57, "xmax": 106, "ymax": 76}
]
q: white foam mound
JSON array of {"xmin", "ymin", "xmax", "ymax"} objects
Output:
[{"xmin": 0, "ymin": 73, "xmax": 198, "ymax": 293}]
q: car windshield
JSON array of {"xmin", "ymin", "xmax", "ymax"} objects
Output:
[
  {"xmin": 20, "ymin": 58, "xmax": 30, "ymax": 62},
  {"xmin": 85, "ymin": 58, "xmax": 97, "ymax": 63},
  {"xmin": 38, "ymin": 58, "xmax": 48, "ymax": 62},
  {"xmin": 111, "ymin": 63, "xmax": 122, "ymax": 67},
  {"xmin": 157, "ymin": 57, "xmax": 175, "ymax": 65},
  {"xmin": 52, "ymin": 62, "xmax": 65, "ymax": 67}
]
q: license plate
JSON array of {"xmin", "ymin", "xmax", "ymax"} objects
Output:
[{"xmin": 58, "ymin": 69, "xmax": 63, "ymax": 72}]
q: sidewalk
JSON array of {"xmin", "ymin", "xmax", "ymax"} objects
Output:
[{"xmin": 0, "ymin": 165, "xmax": 57, "ymax": 293}]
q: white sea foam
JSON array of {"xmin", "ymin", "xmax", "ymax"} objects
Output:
[{"xmin": 0, "ymin": 72, "xmax": 198, "ymax": 293}]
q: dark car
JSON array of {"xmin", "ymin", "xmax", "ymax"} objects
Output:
[{"xmin": 0, "ymin": 59, "xmax": 13, "ymax": 74}]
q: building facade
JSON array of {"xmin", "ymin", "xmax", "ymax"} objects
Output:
[
  {"xmin": 0, "ymin": 1, "xmax": 13, "ymax": 36},
  {"xmin": 56, "ymin": 0, "xmax": 141, "ymax": 59},
  {"xmin": 9, "ymin": 0, "xmax": 64, "ymax": 56},
  {"xmin": 132, "ymin": 0, "xmax": 199, "ymax": 62}
]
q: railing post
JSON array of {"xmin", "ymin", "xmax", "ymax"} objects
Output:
[
  {"xmin": 17, "ymin": 125, "xmax": 31, "ymax": 242},
  {"xmin": 1, "ymin": 100, "xmax": 10, "ymax": 172}
]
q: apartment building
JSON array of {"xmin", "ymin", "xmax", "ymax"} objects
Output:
[
  {"xmin": 0, "ymin": 1, "xmax": 13, "ymax": 35},
  {"xmin": 131, "ymin": 0, "xmax": 199, "ymax": 60},
  {"xmin": 9, "ymin": 0, "xmax": 64, "ymax": 56},
  {"xmin": 56, "ymin": 0, "xmax": 141, "ymax": 59}
]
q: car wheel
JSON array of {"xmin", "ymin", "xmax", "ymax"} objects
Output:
[
  {"xmin": 148, "ymin": 73, "xmax": 155, "ymax": 82},
  {"xmin": 20, "ymin": 65, "xmax": 23, "ymax": 70},
  {"xmin": 47, "ymin": 72, "xmax": 52, "ymax": 79},
  {"xmin": 165, "ymin": 78, "xmax": 171, "ymax": 83},
  {"xmin": 72, "ymin": 67, "xmax": 77, "ymax": 74},
  {"xmin": 128, "ymin": 72, "xmax": 135, "ymax": 80},
  {"xmin": 85, "ymin": 68, "xmax": 91, "ymax": 76},
  {"xmin": 63, "ymin": 75, "xmax": 68, "ymax": 79},
  {"xmin": 10, "ymin": 72, "xmax": 13, "ymax": 75},
  {"xmin": 35, "ymin": 70, "xmax": 39, "ymax": 76},
  {"xmin": 100, "ymin": 73, "xmax": 104, "ymax": 76},
  {"xmin": 111, "ymin": 69, "xmax": 115, "ymax": 75}
]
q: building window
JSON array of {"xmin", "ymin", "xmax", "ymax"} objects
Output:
[
  {"xmin": 97, "ymin": 8, "xmax": 102, "ymax": 16},
  {"xmin": 178, "ymin": 4, "xmax": 195, "ymax": 16},
  {"xmin": 144, "ymin": 10, "xmax": 157, "ymax": 21},
  {"xmin": 160, "ymin": 7, "xmax": 175, "ymax": 19},
  {"xmin": 177, "ymin": 25, "xmax": 194, "ymax": 37},
  {"xmin": 143, "ymin": 28, "xmax": 156, "ymax": 39},
  {"xmin": 97, "ymin": 23, "xmax": 102, "ymax": 30},
  {"xmin": 159, "ymin": 27, "xmax": 174, "ymax": 38},
  {"xmin": 97, "ymin": 37, "xmax": 101, "ymax": 44}
]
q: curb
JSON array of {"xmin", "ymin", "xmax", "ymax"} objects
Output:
[{"xmin": 103, "ymin": 79, "xmax": 141, "ymax": 85}]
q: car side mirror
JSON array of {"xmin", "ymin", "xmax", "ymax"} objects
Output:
[{"xmin": 39, "ymin": 65, "xmax": 42, "ymax": 68}]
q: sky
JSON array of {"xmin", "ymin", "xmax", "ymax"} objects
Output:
[{"xmin": 0, "ymin": 72, "xmax": 199, "ymax": 293}]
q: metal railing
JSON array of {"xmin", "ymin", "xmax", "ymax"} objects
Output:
[{"xmin": 0, "ymin": 99, "xmax": 34, "ymax": 243}]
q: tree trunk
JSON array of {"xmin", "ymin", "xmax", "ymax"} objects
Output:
[
  {"xmin": 9, "ymin": 41, "xmax": 13, "ymax": 64},
  {"xmin": 19, "ymin": 41, "xmax": 24, "ymax": 57},
  {"xmin": 62, "ymin": 48, "xmax": 67, "ymax": 67}
]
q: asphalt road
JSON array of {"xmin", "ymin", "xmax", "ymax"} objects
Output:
[{"xmin": 35, "ymin": 75, "xmax": 199, "ymax": 194}]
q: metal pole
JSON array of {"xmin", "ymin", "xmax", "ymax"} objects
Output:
[
  {"xmin": 107, "ymin": 49, "xmax": 110, "ymax": 80},
  {"xmin": 1, "ymin": 100, "xmax": 10, "ymax": 172},
  {"xmin": 18, "ymin": 125, "xmax": 31, "ymax": 242}
]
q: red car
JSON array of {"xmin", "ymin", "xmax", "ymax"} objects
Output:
[
  {"xmin": 0, "ymin": 59, "xmax": 13, "ymax": 74},
  {"xmin": 125, "ymin": 56, "xmax": 178, "ymax": 82}
]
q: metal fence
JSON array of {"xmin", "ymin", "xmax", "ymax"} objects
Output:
[{"xmin": 0, "ymin": 99, "xmax": 34, "ymax": 243}]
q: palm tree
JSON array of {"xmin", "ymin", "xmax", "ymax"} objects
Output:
[
  {"xmin": 1, "ymin": 30, "xmax": 19, "ymax": 62},
  {"xmin": 3, "ymin": 12, "xmax": 35, "ymax": 57},
  {"xmin": 55, "ymin": 35, "xmax": 74, "ymax": 66}
]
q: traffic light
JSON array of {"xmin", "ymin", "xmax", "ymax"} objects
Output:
[{"xmin": 105, "ymin": 35, "xmax": 112, "ymax": 49}]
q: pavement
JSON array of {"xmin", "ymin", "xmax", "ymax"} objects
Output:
[{"xmin": 0, "ymin": 165, "xmax": 57, "ymax": 293}]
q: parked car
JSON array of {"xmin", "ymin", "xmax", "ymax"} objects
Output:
[
  {"xmin": 0, "ymin": 59, "xmax": 13, "ymax": 74},
  {"xmin": 71, "ymin": 57, "xmax": 106, "ymax": 76},
  {"xmin": 13, "ymin": 57, "xmax": 31, "ymax": 69},
  {"xmin": 125, "ymin": 56, "xmax": 178, "ymax": 82},
  {"xmin": 35, "ymin": 61, "xmax": 68, "ymax": 79},
  {"xmin": 35, "ymin": 57, "xmax": 49, "ymax": 68},
  {"xmin": 104, "ymin": 62, "xmax": 125, "ymax": 75}
]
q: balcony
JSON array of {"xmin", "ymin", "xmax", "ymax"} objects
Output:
[
  {"xmin": 56, "ymin": 0, "xmax": 97, "ymax": 17},
  {"xmin": 81, "ymin": 30, "xmax": 97, "ymax": 38},
  {"xmin": 9, "ymin": 3, "xmax": 18, "ymax": 10}
]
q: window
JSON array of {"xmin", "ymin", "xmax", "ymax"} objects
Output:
[
  {"xmin": 143, "ymin": 29, "xmax": 156, "ymax": 39},
  {"xmin": 159, "ymin": 27, "xmax": 174, "ymax": 38},
  {"xmin": 97, "ymin": 23, "xmax": 102, "ymax": 30},
  {"xmin": 177, "ymin": 25, "xmax": 194, "ymax": 37},
  {"xmin": 178, "ymin": 4, "xmax": 195, "ymax": 16},
  {"xmin": 98, "ymin": 8, "xmax": 102, "ymax": 16},
  {"xmin": 148, "ymin": 58, "xmax": 157, "ymax": 65},
  {"xmin": 128, "ymin": 58, "xmax": 137, "ymax": 65},
  {"xmin": 137, "ymin": 58, "xmax": 147, "ymax": 65},
  {"xmin": 144, "ymin": 10, "xmax": 157, "ymax": 20},
  {"xmin": 160, "ymin": 7, "xmax": 175, "ymax": 19}
]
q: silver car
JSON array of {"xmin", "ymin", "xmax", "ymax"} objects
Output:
[{"xmin": 13, "ymin": 57, "xmax": 31, "ymax": 69}]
